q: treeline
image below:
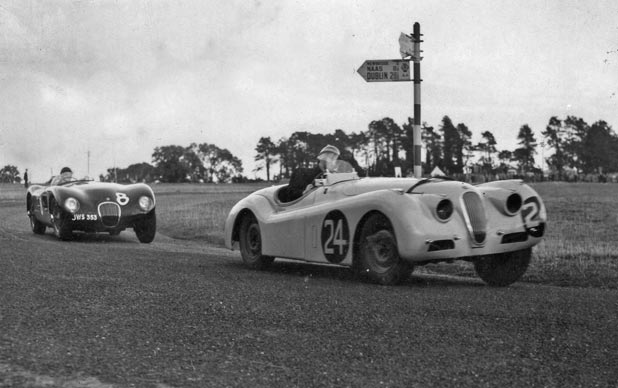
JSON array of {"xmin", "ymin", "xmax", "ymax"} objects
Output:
[
  {"xmin": 253, "ymin": 115, "xmax": 617, "ymax": 181},
  {"xmin": 98, "ymin": 114, "xmax": 618, "ymax": 184},
  {"xmin": 100, "ymin": 143, "xmax": 243, "ymax": 183}
]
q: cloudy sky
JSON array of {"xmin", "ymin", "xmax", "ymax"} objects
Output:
[{"xmin": 1, "ymin": 0, "xmax": 617, "ymax": 181}]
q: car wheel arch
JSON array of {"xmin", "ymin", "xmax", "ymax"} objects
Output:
[
  {"xmin": 233, "ymin": 209, "xmax": 257, "ymax": 242},
  {"xmin": 352, "ymin": 210, "xmax": 395, "ymax": 263}
]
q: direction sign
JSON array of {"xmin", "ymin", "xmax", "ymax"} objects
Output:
[{"xmin": 357, "ymin": 59, "xmax": 411, "ymax": 82}]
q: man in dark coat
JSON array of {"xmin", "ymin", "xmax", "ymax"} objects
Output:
[{"xmin": 280, "ymin": 145, "xmax": 340, "ymax": 202}]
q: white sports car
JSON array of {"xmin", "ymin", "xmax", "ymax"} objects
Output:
[{"xmin": 224, "ymin": 166, "xmax": 546, "ymax": 286}]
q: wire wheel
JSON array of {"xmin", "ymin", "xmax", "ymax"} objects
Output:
[
  {"xmin": 357, "ymin": 213, "xmax": 411, "ymax": 285},
  {"xmin": 29, "ymin": 200, "xmax": 46, "ymax": 235},
  {"xmin": 238, "ymin": 215, "xmax": 273, "ymax": 269},
  {"xmin": 134, "ymin": 210, "xmax": 156, "ymax": 243},
  {"xmin": 51, "ymin": 199, "xmax": 72, "ymax": 241}
]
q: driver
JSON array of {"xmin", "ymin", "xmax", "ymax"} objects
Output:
[
  {"xmin": 284, "ymin": 145, "xmax": 340, "ymax": 201},
  {"xmin": 52, "ymin": 167, "xmax": 74, "ymax": 185}
]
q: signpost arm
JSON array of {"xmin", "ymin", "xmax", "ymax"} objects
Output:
[{"xmin": 412, "ymin": 22, "xmax": 422, "ymax": 178}]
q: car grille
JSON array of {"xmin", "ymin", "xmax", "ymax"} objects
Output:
[
  {"xmin": 462, "ymin": 191, "xmax": 487, "ymax": 244},
  {"xmin": 98, "ymin": 202, "xmax": 121, "ymax": 227}
]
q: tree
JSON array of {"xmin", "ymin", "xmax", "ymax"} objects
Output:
[
  {"xmin": 255, "ymin": 136, "xmax": 277, "ymax": 181},
  {"xmin": 456, "ymin": 123, "xmax": 473, "ymax": 173},
  {"xmin": 152, "ymin": 145, "xmax": 194, "ymax": 183},
  {"xmin": 195, "ymin": 143, "xmax": 243, "ymax": 183},
  {"xmin": 579, "ymin": 120, "xmax": 618, "ymax": 174},
  {"xmin": 513, "ymin": 124, "xmax": 537, "ymax": 173},
  {"xmin": 421, "ymin": 122, "xmax": 442, "ymax": 173},
  {"xmin": 0, "ymin": 165, "xmax": 20, "ymax": 183},
  {"xmin": 102, "ymin": 163, "xmax": 156, "ymax": 183},
  {"xmin": 542, "ymin": 116, "xmax": 568, "ymax": 179},
  {"xmin": 476, "ymin": 131, "xmax": 497, "ymax": 174},
  {"xmin": 497, "ymin": 150, "xmax": 514, "ymax": 174},
  {"xmin": 440, "ymin": 116, "xmax": 459, "ymax": 174}
]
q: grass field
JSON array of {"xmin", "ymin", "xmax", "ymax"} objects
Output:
[{"xmin": 3, "ymin": 181, "xmax": 617, "ymax": 288}]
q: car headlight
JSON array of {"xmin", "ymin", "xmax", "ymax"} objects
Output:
[
  {"xmin": 138, "ymin": 196, "xmax": 154, "ymax": 211},
  {"xmin": 436, "ymin": 199, "xmax": 453, "ymax": 221},
  {"xmin": 505, "ymin": 193, "xmax": 522, "ymax": 215},
  {"xmin": 64, "ymin": 197, "xmax": 80, "ymax": 213}
]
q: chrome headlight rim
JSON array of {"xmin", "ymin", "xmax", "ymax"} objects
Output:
[
  {"xmin": 64, "ymin": 197, "xmax": 80, "ymax": 214},
  {"xmin": 138, "ymin": 195, "xmax": 154, "ymax": 212},
  {"xmin": 435, "ymin": 199, "xmax": 454, "ymax": 222}
]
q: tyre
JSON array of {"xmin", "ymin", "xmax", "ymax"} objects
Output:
[
  {"xmin": 474, "ymin": 248, "xmax": 532, "ymax": 287},
  {"xmin": 51, "ymin": 198, "xmax": 72, "ymax": 241},
  {"xmin": 134, "ymin": 210, "xmax": 156, "ymax": 243},
  {"xmin": 29, "ymin": 201, "xmax": 46, "ymax": 235},
  {"xmin": 357, "ymin": 213, "xmax": 412, "ymax": 285},
  {"xmin": 238, "ymin": 215, "xmax": 274, "ymax": 269}
]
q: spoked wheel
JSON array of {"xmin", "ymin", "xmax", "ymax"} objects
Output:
[
  {"xmin": 29, "ymin": 201, "xmax": 46, "ymax": 235},
  {"xmin": 51, "ymin": 198, "xmax": 72, "ymax": 241},
  {"xmin": 357, "ymin": 213, "xmax": 412, "ymax": 285},
  {"xmin": 238, "ymin": 215, "xmax": 274, "ymax": 269},
  {"xmin": 474, "ymin": 248, "xmax": 532, "ymax": 287},
  {"xmin": 134, "ymin": 210, "xmax": 156, "ymax": 243}
]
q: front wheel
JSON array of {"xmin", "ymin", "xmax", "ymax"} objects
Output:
[
  {"xmin": 51, "ymin": 199, "xmax": 72, "ymax": 241},
  {"xmin": 356, "ymin": 213, "xmax": 412, "ymax": 285},
  {"xmin": 474, "ymin": 248, "xmax": 532, "ymax": 287},
  {"xmin": 29, "ymin": 201, "xmax": 46, "ymax": 235},
  {"xmin": 238, "ymin": 215, "xmax": 274, "ymax": 269},
  {"xmin": 134, "ymin": 210, "xmax": 156, "ymax": 243}
]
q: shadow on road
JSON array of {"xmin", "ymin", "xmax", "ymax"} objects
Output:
[
  {"xmin": 224, "ymin": 259, "xmax": 485, "ymax": 288},
  {"xmin": 35, "ymin": 231, "xmax": 140, "ymax": 245}
]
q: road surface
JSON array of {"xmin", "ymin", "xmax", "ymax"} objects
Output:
[{"xmin": 1, "ymin": 199, "xmax": 617, "ymax": 387}]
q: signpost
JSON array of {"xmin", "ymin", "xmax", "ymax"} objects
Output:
[
  {"xmin": 358, "ymin": 22, "xmax": 423, "ymax": 178},
  {"xmin": 356, "ymin": 60, "xmax": 411, "ymax": 82}
]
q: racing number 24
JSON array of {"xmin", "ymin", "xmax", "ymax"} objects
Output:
[
  {"xmin": 323, "ymin": 219, "xmax": 347, "ymax": 255},
  {"xmin": 321, "ymin": 210, "xmax": 350, "ymax": 264}
]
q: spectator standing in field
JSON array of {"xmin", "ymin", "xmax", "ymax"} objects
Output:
[{"xmin": 24, "ymin": 169, "xmax": 28, "ymax": 188}]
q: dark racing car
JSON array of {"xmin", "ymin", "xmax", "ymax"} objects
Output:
[{"xmin": 26, "ymin": 176, "xmax": 156, "ymax": 242}]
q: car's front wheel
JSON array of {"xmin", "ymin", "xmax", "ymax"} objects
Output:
[
  {"xmin": 51, "ymin": 198, "xmax": 72, "ymax": 241},
  {"xmin": 29, "ymin": 201, "xmax": 46, "ymax": 235},
  {"xmin": 238, "ymin": 215, "xmax": 274, "ymax": 269},
  {"xmin": 134, "ymin": 210, "xmax": 156, "ymax": 243},
  {"xmin": 474, "ymin": 248, "xmax": 532, "ymax": 287},
  {"xmin": 357, "ymin": 213, "xmax": 412, "ymax": 285}
]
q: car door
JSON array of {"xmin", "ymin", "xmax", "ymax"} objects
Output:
[
  {"xmin": 260, "ymin": 190, "xmax": 318, "ymax": 260},
  {"xmin": 303, "ymin": 184, "xmax": 353, "ymax": 265}
]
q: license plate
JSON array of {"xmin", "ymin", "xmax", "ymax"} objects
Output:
[{"xmin": 71, "ymin": 214, "xmax": 98, "ymax": 221}]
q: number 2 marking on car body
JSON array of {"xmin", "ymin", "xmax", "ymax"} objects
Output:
[
  {"xmin": 521, "ymin": 196, "xmax": 544, "ymax": 237},
  {"xmin": 321, "ymin": 210, "xmax": 349, "ymax": 264}
]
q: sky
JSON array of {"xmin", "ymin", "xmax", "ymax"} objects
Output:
[{"xmin": 1, "ymin": 0, "xmax": 617, "ymax": 182}]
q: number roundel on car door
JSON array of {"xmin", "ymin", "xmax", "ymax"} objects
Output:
[{"xmin": 321, "ymin": 210, "xmax": 350, "ymax": 264}]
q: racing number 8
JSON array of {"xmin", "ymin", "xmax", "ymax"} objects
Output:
[
  {"xmin": 321, "ymin": 210, "xmax": 349, "ymax": 264},
  {"xmin": 116, "ymin": 192, "xmax": 129, "ymax": 206}
]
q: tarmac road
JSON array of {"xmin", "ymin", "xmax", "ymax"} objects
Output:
[{"xmin": 1, "ymin": 200, "xmax": 617, "ymax": 388}]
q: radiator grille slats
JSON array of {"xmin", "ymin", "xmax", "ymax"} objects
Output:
[
  {"xmin": 462, "ymin": 191, "xmax": 487, "ymax": 244},
  {"xmin": 98, "ymin": 202, "xmax": 121, "ymax": 227}
]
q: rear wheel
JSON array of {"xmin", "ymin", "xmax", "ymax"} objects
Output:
[
  {"xmin": 474, "ymin": 248, "xmax": 532, "ymax": 287},
  {"xmin": 134, "ymin": 210, "xmax": 156, "ymax": 243},
  {"xmin": 357, "ymin": 213, "xmax": 412, "ymax": 285},
  {"xmin": 238, "ymin": 215, "xmax": 274, "ymax": 269},
  {"xmin": 51, "ymin": 198, "xmax": 72, "ymax": 240}
]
